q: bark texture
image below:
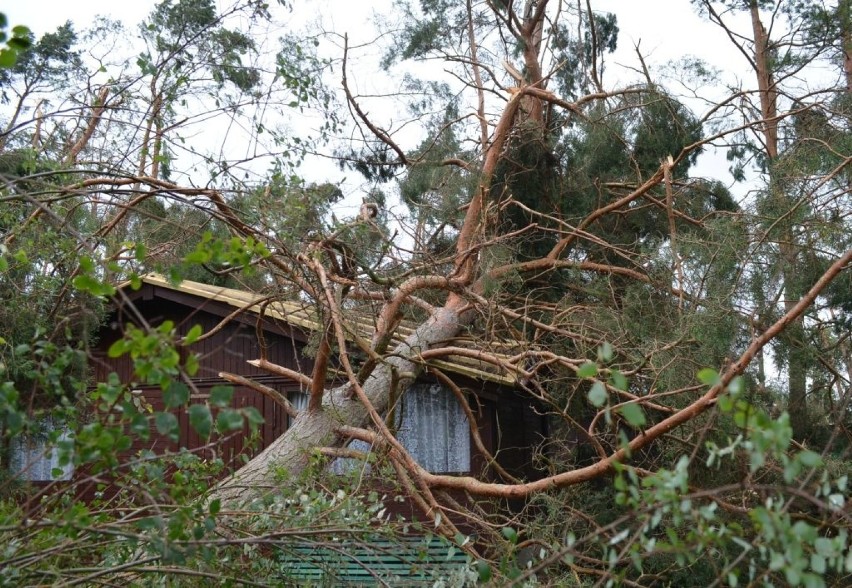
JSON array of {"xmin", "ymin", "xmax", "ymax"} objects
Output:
[{"xmin": 212, "ymin": 304, "xmax": 468, "ymax": 505}]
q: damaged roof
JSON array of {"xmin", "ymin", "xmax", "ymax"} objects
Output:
[{"xmin": 123, "ymin": 274, "xmax": 519, "ymax": 385}]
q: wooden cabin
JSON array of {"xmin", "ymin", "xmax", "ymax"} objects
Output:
[{"xmin": 13, "ymin": 274, "xmax": 547, "ymax": 502}]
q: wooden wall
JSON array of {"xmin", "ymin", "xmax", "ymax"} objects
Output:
[
  {"xmin": 85, "ymin": 282, "xmax": 546, "ymax": 492},
  {"xmin": 89, "ymin": 283, "xmax": 314, "ymax": 472}
]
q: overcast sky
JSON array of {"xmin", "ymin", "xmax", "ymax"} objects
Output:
[
  {"xmin": 8, "ymin": 1, "xmax": 749, "ymax": 77},
  {"xmin": 6, "ymin": 0, "xmax": 759, "ymax": 207}
]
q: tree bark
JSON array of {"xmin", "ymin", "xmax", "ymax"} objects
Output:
[
  {"xmin": 212, "ymin": 304, "xmax": 469, "ymax": 505},
  {"xmin": 749, "ymin": 1, "xmax": 778, "ymax": 159},
  {"xmin": 66, "ymin": 86, "xmax": 110, "ymax": 166},
  {"xmin": 211, "ymin": 74, "xmax": 529, "ymax": 504},
  {"xmin": 749, "ymin": 1, "xmax": 810, "ymax": 440},
  {"xmin": 840, "ymin": 0, "xmax": 852, "ymax": 91}
]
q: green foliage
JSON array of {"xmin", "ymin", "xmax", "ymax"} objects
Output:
[
  {"xmin": 107, "ymin": 321, "xmax": 184, "ymax": 387},
  {"xmin": 1, "ymin": 1, "xmax": 850, "ymax": 585},
  {"xmin": 631, "ymin": 89, "xmax": 703, "ymax": 176},
  {"xmin": 183, "ymin": 231, "xmax": 270, "ymax": 271},
  {"xmin": 0, "ymin": 449, "xmax": 465, "ymax": 585},
  {"xmin": 549, "ymin": 10, "xmax": 619, "ymax": 99},
  {"xmin": 147, "ymin": 0, "xmax": 217, "ymax": 53},
  {"xmin": 381, "ymin": 0, "xmax": 461, "ymax": 68},
  {"xmin": 209, "ymin": 384, "xmax": 234, "ymax": 407},
  {"xmin": 520, "ymin": 371, "xmax": 852, "ymax": 586},
  {"xmin": 0, "ymin": 20, "xmax": 78, "ymax": 87},
  {"xmin": 398, "ymin": 116, "xmax": 474, "ymax": 257},
  {"xmin": 0, "ymin": 242, "xmax": 99, "ymax": 412},
  {"xmin": 138, "ymin": 0, "xmax": 263, "ymax": 93},
  {"xmin": 0, "ymin": 14, "xmax": 31, "ymax": 69}
]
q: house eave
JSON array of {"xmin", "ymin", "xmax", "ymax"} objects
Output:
[{"xmin": 118, "ymin": 274, "xmax": 518, "ymax": 386}]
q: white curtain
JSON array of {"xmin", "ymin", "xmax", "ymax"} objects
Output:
[
  {"xmin": 8, "ymin": 418, "xmax": 74, "ymax": 481},
  {"xmin": 302, "ymin": 382, "xmax": 471, "ymax": 474},
  {"xmin": 396, "ymin": 382, "xmax": 470, "ymax": 473},
  {"xmin": 289, "ymin": 390, "xmax": 310, "ymax": 427}
]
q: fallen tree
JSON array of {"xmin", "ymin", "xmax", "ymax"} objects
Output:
[{"xmin": 3, "ymin": 0, "xmax": 852, "ymax": 584}]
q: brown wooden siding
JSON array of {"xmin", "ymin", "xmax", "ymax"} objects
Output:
[
  {"xmin": 84, "ymin": 282, "xmax": 546, "ymax": 494},
  {"xmin": 89, "ymin": 284, "xmax": 315, "ymax": 474}
]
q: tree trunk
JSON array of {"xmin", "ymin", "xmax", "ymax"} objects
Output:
[
  {"xmin": 212, "ymin": 304, "xmax": 469, "ymax": 505},
  {"xmin": 66, "ymin": 86, "xmax": 110, "ymax": 166},
  {"xmin": 749, "ymin": 0, "xmax": 778, "ymax": 159},
  {"xmin": 840, "ymin": 0, "xmax": 852, "ymax": 91},
  {"xmin": 750, "ymin": 1, "xmax": 810, "ymax": 440}
]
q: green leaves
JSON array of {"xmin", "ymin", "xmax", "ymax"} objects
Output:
[
  {"xmin": 243, "ymin": 407, "xmax": 263, "ymax": 430},
  {"xmin": 162, "ymin": 381, "xmax": 189, "ymax": 409},
  {"xmin": 183, "ymin": 324, "xmax": 203, "ymax": 345},
  {"xmin": 183, "ymin": 232, "xmax": 269, "ymax": 270},
  {"xmin": 587, "ymin": 381, "xmax": 608, "ymax": 407},
  {"xmin": 107, "ymin": 338, "xmax": 130, "ymax": 358},
  {"xmin": 610, "ymin": 370, "xmax": 628, "ymax": 391},
  {"xmin": 476, "ymin": 560, "xmax": 492, "ymax": 583},
  {"xmin": 580, "ymin": 347, "xmax": 630, "ymax": 411},
  {"xmin": 501, "ymin": 526, "xmax": 518, "ymax": 544},
  {"xmin": 155, "ymin": 412, "xmax": 179, "ymax": 442},
  {"xmin": 71, "ymin": 274, "xmax": 116, "ymax": 297},
  {"xmin": 697, "ymin": 368, "xmax": 721, "ymax": 386},
  {"xmin": 617, "ymin": 403, "xmax": 646, "ymax": 428},
  {"xmin": 797, "ymin": 450, "xmax": 822, "ymax": 468},
  {"xmin": 188, "ymin": 404, "xmax": 212, "ymax": 439},
  {"xmin": 597, "ymin": 342, "xmax": 614, "ymax": 363},
  {"xmin": 71, "ymin": 256, "xmax": 117, "ymax": 297},
  {"xmin": 0, "ymin": 15, "xmax": 32, "ymax": 69},
  {"xmin": 580, "ymin": 346, "xmax": 633, "ymax": 421},
  {"xmin": 577, "ymin": 361, "xmax": 598, "ymax": 378},
  {"xmin": 214, "ymin": 406, "xmax": 264, "ymax": 434},
  {"xmin": 209, "ymin": 385, "xmax": 233, "ymax": 408},
  {"xmin": 105, "ymin": 322, "xmax": 197, "ymax": 391},
  {"xmin": 216, "ymin": 409, "xmax": 244, "ymax": 432}
]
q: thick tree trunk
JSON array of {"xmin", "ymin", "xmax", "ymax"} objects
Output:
[
  {"xmin": 750, "ymin": 1, "xmax": 778, "ymax": 159},
  {"xmin": 212, "ymin": 304, "xmax": 468, "ymax": 505},
  {"xmin": 840, "ymin": 0, "xmax": 852, "ymax": 91}
]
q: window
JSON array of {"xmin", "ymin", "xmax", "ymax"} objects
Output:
[
  {"xmin": 396, "ymin": 382, "xmax": 470, "ymax": 474},
  {"xmin": 323, "ymin": 382, "xmax": 471, "ymax": 475},
  {"xmin": 8, "ymin": 418, "xmax": 74, "ymax": 482},
  {"xmin": 288, "ymin": 390, "xmax": 309, "ymax": 428}
]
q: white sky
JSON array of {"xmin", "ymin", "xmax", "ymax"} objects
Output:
[
  {"xmin": 5, "ymin": 0, "xmax": 759, "ymax": 209},
  {"xmin": 7, "ymin": 1, "xmax": 749, "ymax": 64},
  {"xmin": 6, "ymin": 1, "xmax": 155, "ymax": 37},
  {"xmin": 7, "ymin": 0, "xmax": 752, "ymax": 90}
]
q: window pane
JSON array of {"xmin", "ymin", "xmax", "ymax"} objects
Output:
[
  {"xmin": 289, "ymin": 391, "xmax": 310, "ymax": 427},
  {"xmin": 396, "ymin": 382, "xmax": 470, "ymax": 473},
  {"xmin": 9, "ymin": 418, "xmax": 74, "ymax": 481}
]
